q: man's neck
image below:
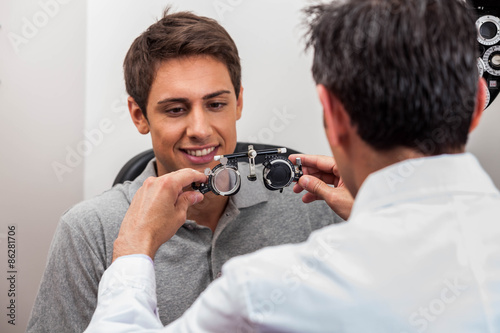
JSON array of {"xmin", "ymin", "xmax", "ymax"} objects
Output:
[
  {"xmin": 353, "ymin": 143, "xmax": 467, "ymax": 193},
  {"xmin": 187, "ymin": 193, "xmax": 229, "ymax": 232},
  {"xmin": 349, "ymin": 145, "xmax": 428, "ymax": 198}
]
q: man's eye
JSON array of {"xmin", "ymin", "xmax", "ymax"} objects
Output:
[
  {"xmin": 166, "ymin": 108, "xmax": 185, "ymax": 115},
  {"xmin": 208, "ymin": 102, "xmax": 226, "ymax": 110}
]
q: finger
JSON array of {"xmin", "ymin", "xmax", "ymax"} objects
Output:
[
  {"xmin": 288, "ymin": 153, "xmax": 307, "ymax": 163},
  {"xmin": 298, "ymin": 176, "xmax": 353, "ymax": 220},
  {"xmin": 289, "ymin": 154, "xmax": 341, "ymax": 181},
  {"xmin": 164, "ymin": 169, "xmax": 208, "ymax": 193},
  {"xmin": 302, "ymin": 171, "xmax": 340, "ymax": 186},
  {"xmin": 298, "ymin": 175, "xmax": 333, "ymax": 202},
  {"xmin": 293, "ymin": 182, "xmax": 305, "ymax": 194},
  {"xmin": 289, "ymin": 154, "xmax": 335, "ymax": 170},
  {"xmin": 301, "ymin": 191, "xmax": 322, "ymax": 204},
  {"xmin": 176, "ymin": 191, "xmax": 204, "ymax": 212}
]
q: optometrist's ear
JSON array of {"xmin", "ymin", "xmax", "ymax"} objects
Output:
[
  {"xmin": 316, "ymin": 84, "xmax": 350, "ymax": 148},
  {"xmin": 469, "ymin": 78, "xmax": 487, "ymax": 133},
  {"xmin": 128, "ymin": 96, "xmax": 150, "ymax": 135}
]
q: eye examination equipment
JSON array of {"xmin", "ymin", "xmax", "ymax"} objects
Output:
[
  {"xmin": 473, "ymin": 0, "xmax": 500, "ymax": 109},
  {"xmin": 192, "ymin": 145, "xmax": 303, "ymax": 196}
]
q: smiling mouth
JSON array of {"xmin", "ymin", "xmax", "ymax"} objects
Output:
[{"xmin": 185, "ymin": 147, "xmax": 216, "ymax": 157}]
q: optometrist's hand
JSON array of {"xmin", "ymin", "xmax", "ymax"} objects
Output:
[
  {"xmin": 113, "ymin": 169, "xmax": 207, "ymax": 262},
  {"xmin": 289, "ymin": 154, "xmax": 353, "ymax": 220}
]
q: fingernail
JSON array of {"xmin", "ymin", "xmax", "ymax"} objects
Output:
[
  {"xmin": 194, "ymin": 193, "xmax": 204, "ymax": 204},
  {"xmin": 301, "ymin": 176, "xmax": 309, "ymax": 188}
]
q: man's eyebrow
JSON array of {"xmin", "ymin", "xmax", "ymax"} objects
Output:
[
  {"xmin": 157, "ymin": 97, "xmax": 189, "ymax": 105},
  {"xmin": 203, "ymin": 90, "xmax": 231, "ymax": 100},
  {"xmin": 156, "ymin": 91, "xmax": 231, "ymax": 105}
]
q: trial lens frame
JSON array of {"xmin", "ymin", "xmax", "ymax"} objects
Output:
[{"xmin": 192, "ymin": 145, "xmax": 303, "ymax": 196}]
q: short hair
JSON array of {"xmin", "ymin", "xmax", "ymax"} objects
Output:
[
  {"xmin": 304, "ymin": 0, "xmax": 479, "ymax": 155},
  {"xmin": 123, "ymin": 8, "xmax": 241, "ymax": 118}
]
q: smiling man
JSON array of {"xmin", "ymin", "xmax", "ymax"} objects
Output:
[
  {"xmin": 129, "ymin": 55, "xmax": 244, "ymax": 232},
  {"xmin": 27, "ymin": 9, "xmax": 348, "ymax": 332}
]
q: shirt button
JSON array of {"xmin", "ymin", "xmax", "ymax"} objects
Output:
[
  {"xmin": 215, "ymin": 272, "xmax": 222, "ymax": 278},
  {"xmin": 186, "ymin": 224, "xmax": 195, "ymax": 231}
]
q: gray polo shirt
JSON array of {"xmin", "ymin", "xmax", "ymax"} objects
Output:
[{"xmin": 28, "ymin": 159, "xmax": 342, "ymax": 332}]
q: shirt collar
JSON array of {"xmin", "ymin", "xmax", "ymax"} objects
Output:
[
  {"xmin": 350, "ymin": 153, "xmax": 499, "ymax": 219},
  {"xmin": 230, "ymin": 162, "xmax": 270, "ymax": 209},
  {"xmin": 126, "ymin": 158, "xmax": 157, "ymax": 203}
]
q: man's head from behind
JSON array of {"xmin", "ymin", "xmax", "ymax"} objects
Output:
[
  {"xmin": 123, "ymin": 8, "xmax": 241, "ymax": 118},
  {"xmin": 305, "ymin": 0, "xmax": 486, "ymax": 195},
  {"xmin": 306, "ymin": 0, "xmax": 482, "ymax": 155}
]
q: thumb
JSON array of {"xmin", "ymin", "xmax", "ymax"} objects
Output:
[
  {"xmin": 298, "ymin": 175, "xmax": 353, "ymax": 220},
  {"xmin": 298, "ymin": 175, "xmax": 331, "ymax": 201},
  {"xmin": 176, "ymin": 191, "xmax": 204, "ymax": 211}
]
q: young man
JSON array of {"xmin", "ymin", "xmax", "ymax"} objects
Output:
[
  {"xmin": 27, "ymin": 10, "xmax": 347, "ymax": 332},
  {"xmin": 84, "ymin": 0, "xmax": 500, "ymax": 332}
]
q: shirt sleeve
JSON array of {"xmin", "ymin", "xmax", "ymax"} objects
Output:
[
  {"xmin": 27, "ymin": 214, "xmax": 106, "ymax": 332},
  {"xmin": 84, "ymin": 255, "xmax": 253, "ymax": 333}
]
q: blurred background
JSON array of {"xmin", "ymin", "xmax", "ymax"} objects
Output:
[{"xmin": 1, "ymin": 0, "xmax": 499, "ymax": 331}]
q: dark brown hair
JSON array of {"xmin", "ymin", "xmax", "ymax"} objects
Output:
[
  {"xmin": 123, "ymin": 8, "xmax": 241, "ymax": 117},
  {"xmin": 305, "ymin": 0, "xmax": 478, "ymax": 155}
]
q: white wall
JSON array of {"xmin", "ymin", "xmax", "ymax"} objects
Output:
[
  {"xmin": 1, "ymin": 0, "xmax": 499, "ymax": 331},
  {"xmin": 0, "ymin": 0, "xmax": 86, "ymax": 331},
  {"xmin": 467, "ymin": 96, "xmax": 500, "ymax": 187}
]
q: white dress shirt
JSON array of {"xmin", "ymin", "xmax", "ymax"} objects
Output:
[{"xmin": 85, "ymin": 153, "xmax": 500, "ymax": 332}]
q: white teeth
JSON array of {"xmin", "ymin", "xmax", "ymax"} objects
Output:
[{"xmin": 186, "ymin": 147, "xmax": 215, "ymax": 157}]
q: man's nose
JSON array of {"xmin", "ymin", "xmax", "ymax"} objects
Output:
[{"xmin": 186, "ymin": 107, "xmax": 213, "ymax": 140}]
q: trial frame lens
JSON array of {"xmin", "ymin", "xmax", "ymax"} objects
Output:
[{"xmin": 211, "ymin": 166, "xmax": 241, "ymax": 196}]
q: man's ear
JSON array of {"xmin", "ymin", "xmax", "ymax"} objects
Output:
[
  {"xmin": 316, "ymin": 84, "xmax": 349, "ymax": 147},
  {"xmin": 469, "ymin": 78, "xmax": 488, "ymax": 133},
  {"xmin": 236, "ymin": 85, "xmax": 243, "ymax": 121},
  {"xmin": 128, "ymin": 97, "xmax": 150, "ymax": 134}
]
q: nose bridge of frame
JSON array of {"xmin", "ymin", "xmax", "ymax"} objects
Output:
[{"xmin": 192, "ymin": 145, "xmax": 302, "ymax": 196}]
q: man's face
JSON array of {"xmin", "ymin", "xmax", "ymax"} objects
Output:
[{"xmin": 135, "ymin": 55, "xmax": 242, "ymax": 176}]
